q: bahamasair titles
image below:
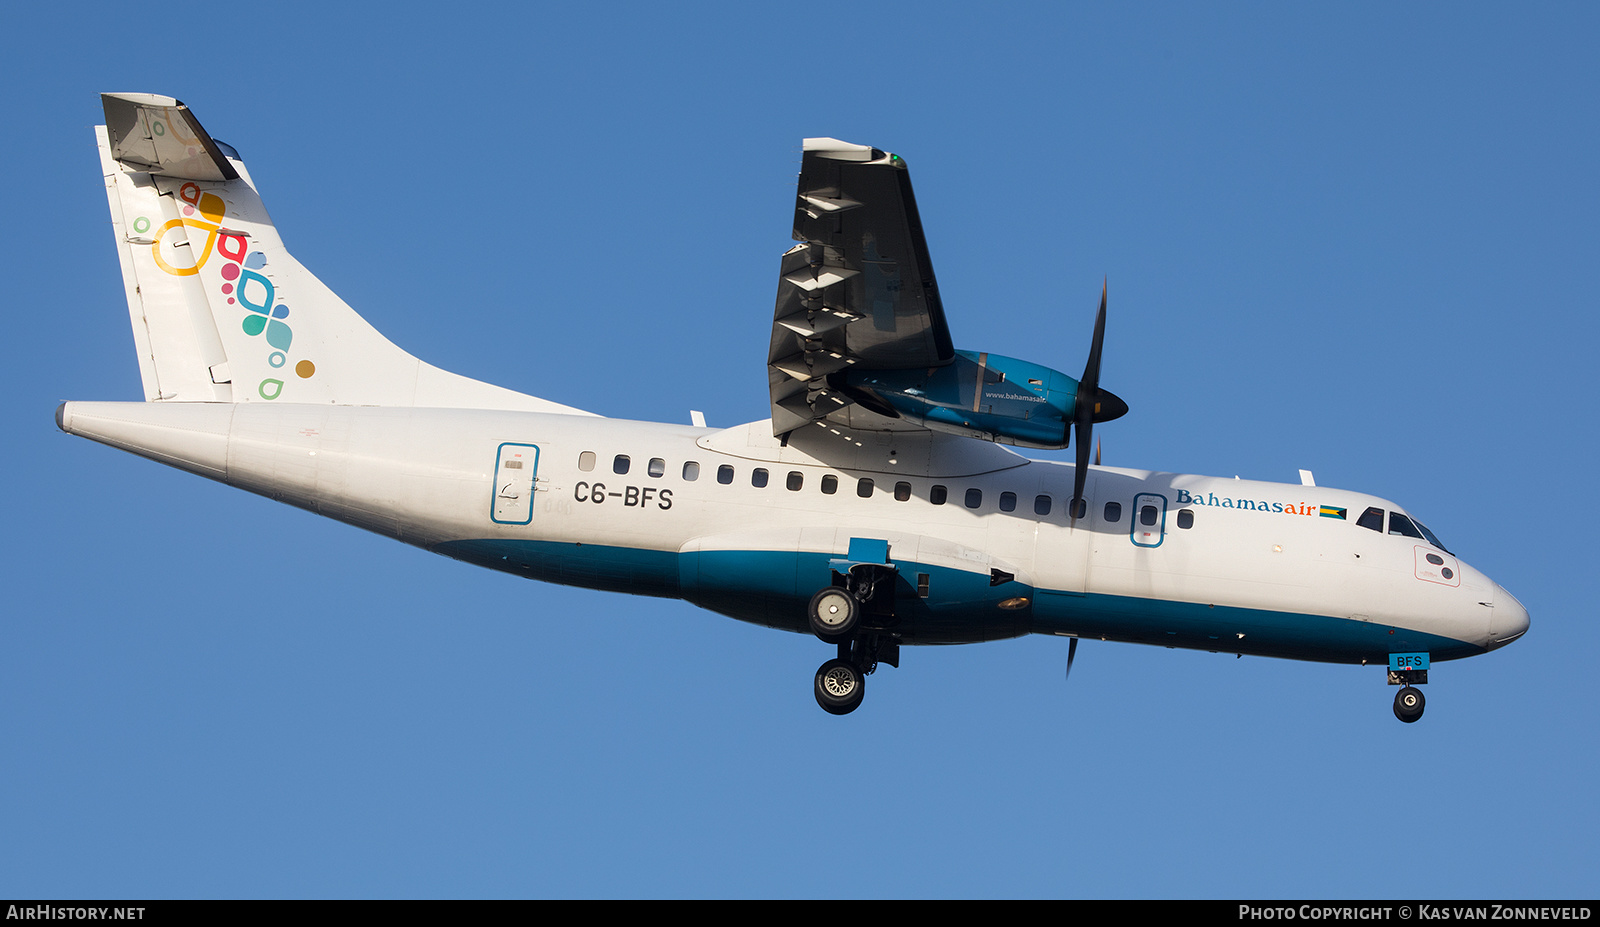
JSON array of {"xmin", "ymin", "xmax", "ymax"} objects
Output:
[{"xmin": 60, "ymin": 93, "xmax": 1529, "ymax": 720}]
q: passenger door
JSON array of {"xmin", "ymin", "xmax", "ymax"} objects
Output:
[{"xmin": 491, "ymin": 442, "xmax": 540, "ymax": 525}]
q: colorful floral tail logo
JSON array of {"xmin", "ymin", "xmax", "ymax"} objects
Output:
[{"xmin": 138, "ymin": 182, "xmax": 315, "ymax": 399}]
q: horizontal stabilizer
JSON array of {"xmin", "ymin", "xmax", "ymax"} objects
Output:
[{"xmin": 101, "ymin": 93, "xmax": 239, "ymax": 182}]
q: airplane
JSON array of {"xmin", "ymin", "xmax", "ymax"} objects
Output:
[{"xmin": 59, "ymin": 93, "xmax": 1529, "ymax": 722}]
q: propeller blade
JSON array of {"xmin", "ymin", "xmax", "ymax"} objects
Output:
[
  {"xmin": 1094, "ymin": 438, "xmax": 1102, "ymax": 467},
  {"xmin": 1072, "ymin": 416, "xmax": 1091, "ymax": 523},
  {"xmin": 1081, "ymin": 281, "xmax": 1108, "ymax": 392},
  {"xmin": 1070, "ymin": 282, "xmax": 1110, "ymax": 520},
  {"xmin": 1065, "ymin": 636, "xmax": 1079, "ymax": 682}
]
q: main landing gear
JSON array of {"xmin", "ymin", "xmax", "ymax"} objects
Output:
[
  {"xmin": 814, "ymin": 656, "xmax": 864, "ymax": 715},
  {"xmin": 807, "ymin": 568, "xmax": 898, "ymax": 715},
  {"xmin": 812, "ymin": 635, "xmax": 898, "ymax": 715},
  {"xmin": 808, "ymin": 587, "xmax": 859, "ymax": 643}
]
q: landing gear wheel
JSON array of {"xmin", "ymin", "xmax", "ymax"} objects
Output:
[
  {"xmin": 814, "ymin": 658, "xmax": 866, "ymax": 715},
  {"xmin": 1393, "ymin": 685, "xmax": 1425, "ymax": 723},
  {"xmin": 808, "ymin": 587, "xmax": 859, "ymax": 643}
]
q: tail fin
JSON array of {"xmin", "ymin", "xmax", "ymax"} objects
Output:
[{"xmin": 97, "ymin": 92, "xmax": 592, "ymax": 414}]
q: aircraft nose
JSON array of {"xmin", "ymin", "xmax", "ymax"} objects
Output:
[{"xmin": 1487, "ymin": 584, "xmax": 1530, "ymax": 649}]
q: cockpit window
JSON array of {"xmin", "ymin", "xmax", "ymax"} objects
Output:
[
  {"xmin": 1388, "ymin": 512, "xmax": 1424, "ymax": 540},
  {"xmin": 1356, "ymin": 507, "xmax": 1384, "ymax": 532},
  {"xmin": 1410, "ymin": 516, "xmax": 1452, "ymax": 555}
]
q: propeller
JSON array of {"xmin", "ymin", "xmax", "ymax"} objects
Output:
[
  {"xmin": 1070, "ymin": 281, "xmax": 1129, "ymax": 524},
  {"xmin": 1065, "ymin": 636, "xmax": 1079, "ymax": 682}
]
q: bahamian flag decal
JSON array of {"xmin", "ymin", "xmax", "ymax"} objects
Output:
[{"xmin": 1319, "ymin": 506, "xmax": 1347, "ymax": 520}]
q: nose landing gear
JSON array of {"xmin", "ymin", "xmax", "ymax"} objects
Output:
[
  {"xmin": 1393, "ymin": 685, "xmax": 1425, "ymax": 723},
  {"xmin": 1388, "ymin": 652, "xmax": 1429, "ymax": 723}
]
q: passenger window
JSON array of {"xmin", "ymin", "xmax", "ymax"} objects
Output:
[
  {"xmin": 648, "ymin": 458, "xmax": 666, "ymax": 478},
  {"xmin": 965, "ymin": 488, "xmax": 983, "ymax": 508},
  {"xmin": 857, "ymin": 478, "xmax": 874, "ymax": 498},
  {"xmin": 1034, "ymin": 495, "xmax": 1052, "ymax": 516},
  {"xmin": 1071, "ymin": 498, "xmax": 1087, "ymax": 519},
  {"xmin": 1177, "ymin": 509, "xmax": 1194, "ymax": 529},
  {"xmin": 1140, "ymin": 505, "xmax": 1158, "ymax": 526},
  {"xmin": 821, "ymin": 475, "xmax": 838, "ymax": 495},
  {"xmin": 752, "ymin": 468, "xmax": 769, "ymax": 488},
  {"xmin": 999, "ymin": 492, "xmax": 1017, "ymax": 512},
  {"xmin": 682, "ymin": 461, "xmax": 700, "ymax": 481},
  {"xmin": 1104, "ymin": 501, "xmax": 1122, "ymax": 522},
  {"xmin": 717, "ymin": 464, "xmax": 734, "ymax": 484},
  {"xmin": 894, "ymin": 481, "xmax": 911, "ymax": 502},
  {"xmin": 1388, "ymin": 512, "xmax": 1424, "ymax": 540},
  {"xmin": 930, "ymin": 485, "xmax": 948, "ymax": 505},
  {"xmin": 1357, "ymin": 507, "xmax": 1384, "ymax": 532},
  {"xmin": 578, "ymin": 451, "xmax": 596, "ymax": 472},
  {"xmin": 787, "ymin": 471, "xmax": 803, "ymax": 491},
  {"xmin": 613, "ymin": 454, "xmax": 630, "ymax": 475}
]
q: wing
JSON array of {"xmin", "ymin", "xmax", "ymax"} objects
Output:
[{"xmin": 767, "ymin": 139, "xmax": 956, "ymax": 436}]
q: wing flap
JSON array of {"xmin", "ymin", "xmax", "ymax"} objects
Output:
[{"xmin": 767, "ymin": 140, "xmax": 955, "ymax": 436}]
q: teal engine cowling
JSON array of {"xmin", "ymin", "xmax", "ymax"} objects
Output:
[{"xmin": 829, "ymin": 350, "xmax": 1125, "ymax": 449}]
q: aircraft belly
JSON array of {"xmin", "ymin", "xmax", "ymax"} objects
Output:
[
  {"xmin": 1030, "ymin": 591, "xmax": 1484, "ymax": 663},
  {"xmin": 426, "ymin": 538, "xmax": 1030, "ymax": 643},
  {"xmin": 433, "ymin": 538, "xmax": 682, "ymax": 598},
  {"xmin": 689, "ymin": 550, "xmax": 1029, "ymax": 643},
  {"xmin": 1036, "ymin": 519, "xmax": 1489, "ymax": 662}
]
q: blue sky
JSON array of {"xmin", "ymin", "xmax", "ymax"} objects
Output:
[{"xmin": 3, "ymin": 2, "xmax": 1596, "ymax": 898}]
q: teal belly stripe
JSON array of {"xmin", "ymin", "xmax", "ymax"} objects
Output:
[{"xmin": 432, "ymin": 538, "xmax": 1485, "ymax": 662}]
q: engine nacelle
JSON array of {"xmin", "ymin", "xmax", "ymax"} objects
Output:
[{"xmin": 830, "ymin": 350, "xmax": 1082, "ymax": 449}]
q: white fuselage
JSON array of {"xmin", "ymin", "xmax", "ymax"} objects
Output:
[{"xmin": 59, "ymin": 400, "xmax": 1529, "ymax": 664}]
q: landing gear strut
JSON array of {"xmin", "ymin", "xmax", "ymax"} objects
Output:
[{"xmin": 808, "ymin": 546, "xmax": 900, "ymax": 715}]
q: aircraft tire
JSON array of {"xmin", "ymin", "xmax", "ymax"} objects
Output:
[
  {"xmin": 814, "ymin": 658, "xmax": 866, "ymax": 715},
  {"xmin": 808, "ymin": 587, "xmax": 859, "ymax": 643},
  {"xmin": 1393, "ymin": 686, "xmax": 1425, "ymax": 723}
]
